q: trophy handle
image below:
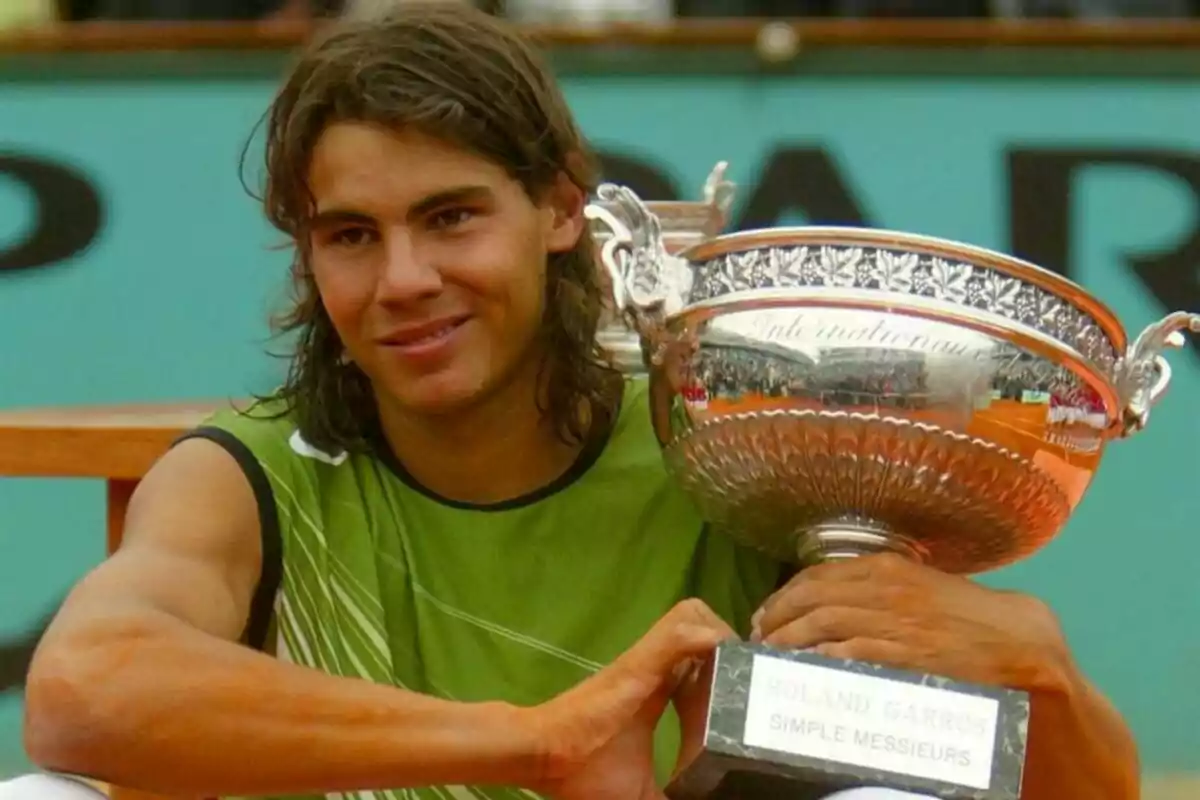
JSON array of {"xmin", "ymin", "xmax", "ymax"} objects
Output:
[
  {"xmin": 1116, "ymin": 311, "xmax": 1200, "ymax": 437},
  {"xmin": 584, "ymin": 183, "xmax": 693, "ymax": 334},
  {"xmin": 700, "ymin": 161, "xmax": 737, "ymax": 237}
]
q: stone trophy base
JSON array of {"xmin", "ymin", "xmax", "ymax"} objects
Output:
[{"xmin": 665, "ymin": 641, "xmax": 1030, "ymax": 800}]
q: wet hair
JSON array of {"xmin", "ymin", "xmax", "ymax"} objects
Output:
[{"xmin": 249, "ymin": 2, "xmax": 621, "ymax": 453}]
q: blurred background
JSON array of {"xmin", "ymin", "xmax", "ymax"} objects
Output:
[
  {"xmin": 1, "ymin": 1, "xmax": 1198, "ymax": 798},
  {"xmin": 5, "ymin": 0, "xmax": 1200, "ymax": 23}
]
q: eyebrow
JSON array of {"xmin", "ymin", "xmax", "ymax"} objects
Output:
[{"xmin": 311, "ymin": 185, "xmax": 495, "ymax": 228}]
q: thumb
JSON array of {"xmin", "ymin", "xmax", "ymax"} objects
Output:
[{"xmin": 671, "ymin": 650, "xmax": 717, "ymax": 778}]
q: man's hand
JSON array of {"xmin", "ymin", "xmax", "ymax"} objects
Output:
[
  {"xmin": 532, "ymin": 599, "xmax": 735, "ymax": 800},
  {"xmin": 752, "ymin": 553, "xmax": 1140, "ymax": 800},
  {"xmin": 753, "ymin": 553, "xmax": 1073, "ymax": 691}
]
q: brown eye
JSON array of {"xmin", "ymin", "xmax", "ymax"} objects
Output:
[
  {"xmin": 330, "ymin": 227, "xmax": 378, "ymax": 247},
  {"xmin": 429, "ymin": 208, "xmax": 474, "ymax": 231}
]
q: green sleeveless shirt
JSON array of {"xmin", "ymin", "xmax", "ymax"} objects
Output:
[{"xmin": 182, "ymin": 376, "xmax": 783, "ymax": 800}]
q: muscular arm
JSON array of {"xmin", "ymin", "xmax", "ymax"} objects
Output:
[
  {"xmin": 23, "ymin": 438, "xmax": 547, "ymax": 798},
  {"xmin": 1021, "ymin": 667, "xmax": 1140, "ymax": 800},
  {"xmin": 754, "ymin": 554, "xmax": 1140, "ymax": 800}
]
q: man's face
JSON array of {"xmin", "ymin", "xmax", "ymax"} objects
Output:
[{"xmin": 306, "ymin": 122, "xmax": 585, "ymax": 418}]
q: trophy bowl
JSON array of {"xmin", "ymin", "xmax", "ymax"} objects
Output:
[
  {"xmin": 590, "ymin": 163, "xmax": 735, "ymax": 374},
  {"xmin": 589, "ymin": 183, "xmax": 1200, "ymax": 576}
]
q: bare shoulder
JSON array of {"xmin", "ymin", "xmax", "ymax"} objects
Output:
[
  {"xmin": 42, "ymin": 436, "xmax": 266, "ymax": 647},
  {"xmin": 124, "ymin": 435, "xmax": 263, "ymax": 572}
]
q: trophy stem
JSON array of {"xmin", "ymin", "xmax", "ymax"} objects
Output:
[{"xmin": 795, "ymin": 516, "xmax": 928, "ymax": 566}]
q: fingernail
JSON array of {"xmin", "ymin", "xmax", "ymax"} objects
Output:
[{"xmin": 749, "ymin": 608, "xmax": 764, "ymax": 641}]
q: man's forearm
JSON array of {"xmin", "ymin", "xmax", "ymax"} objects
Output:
[
  {"xmin": 1022, "ymin": 671, "xmax": 1140, "ymax": 800},
  {"xmin": 25, "ymin": 613, "xmax": 548, "ymax": 797}
]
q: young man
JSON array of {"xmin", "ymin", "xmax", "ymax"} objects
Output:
[{"xmin": 17, "ymin": 5, "xmax": 1138, "ymax": 800}]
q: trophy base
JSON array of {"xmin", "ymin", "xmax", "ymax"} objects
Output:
[{"xmin": 666, "ymin": 641, "xmax": 1029, "ymax": 800}]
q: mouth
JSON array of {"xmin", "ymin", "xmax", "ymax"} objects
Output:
[{"xmin": 378, "ymin": 315, "xmax": 471, "ymax": 351}]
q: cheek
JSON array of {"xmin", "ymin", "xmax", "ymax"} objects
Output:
[
  {"xmin": 516, "ymin": 256, "xmax": 548, "ymax": 312},
  {"xmin": 460, "ymin": 269, "xmax": 544, "ymax": 365},
  {"xmin": 455, "ymin": 236, "xmax": 547, "ymax": 325},
  {"xmin": 311, "ymin": 263, "xmax": 374, "ymax": 344},
  {"xmin": 512, "ymin": 231, "xmax": 551, "ymax": 318},
  {"xmin": 506, "ymin": 261, "xmax": 549, "ymax": 342}
]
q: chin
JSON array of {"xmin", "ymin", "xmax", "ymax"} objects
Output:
[{"xmin": 383, "ymin": 370, "xmax": 495, "ymax": 417}]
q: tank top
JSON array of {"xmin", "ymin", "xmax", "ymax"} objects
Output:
[{"xmin": 182, "ymin": 376, "xmax": 783, "ymax": 800}]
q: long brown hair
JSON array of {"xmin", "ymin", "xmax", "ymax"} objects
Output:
[{"xmin": 250, "ymin": 3, "xmax": 621, "ymax": 454}]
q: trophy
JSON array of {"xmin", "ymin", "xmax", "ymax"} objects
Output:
[
  {"xmin": 585, "ymin": 179, "xmax": 1200, "ymax": 800},
  {"xmin": 590, "ymin": 162, "xmax": 736, "ymax": 374}
]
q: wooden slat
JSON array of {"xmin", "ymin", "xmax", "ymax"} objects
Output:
[
  {"xmin": 4, "ymin": 18, "xmax": 1200, "ymax": 56},
  {"xmin": 0, "ymin": 401, "xmax": 231, "ymax": 480}
]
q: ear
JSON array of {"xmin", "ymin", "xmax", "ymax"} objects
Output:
[{"xmin": 543, "ymin": 172, "xmax": 587, "ymax": 255}]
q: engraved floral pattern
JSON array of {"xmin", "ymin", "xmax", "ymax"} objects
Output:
[
  {"xmin": 871, "ymin": 251, "xmax": 917, "ymax": 293},
  {"xmin": 775, "ymin": 246, "xmax": 809, "ymax": 284},
  {"xmin": 820, "ymin": 246, "xmax": 863, "ymax": 288},
  {"xmin": 928, "ymin": 257, "xmax": 970, "ymax": 304},
  {"xmin": 689, "ymin": 246, "xmax": 1118, "ymax": 375},
  {"xmin": 981, "ymin": 273, "xmax": 1021, "ymax": 318}
]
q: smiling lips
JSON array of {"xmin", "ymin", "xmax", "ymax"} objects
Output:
[{"xmin": 377, "ymin": 315, "xmax": 470, "ymax": 361}]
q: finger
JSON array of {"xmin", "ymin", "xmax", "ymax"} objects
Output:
[
  {"xmin": 788, "ymin": 558, "xmax": 876, "ymax": 584},
  {"xmin": 796, "ymin": 554, "xmax": 916, "ymax": 585},
  {"xmin": 793, "ymin": 552, "xmax": 911, "ymax": 584},
  {"xmin": 756, "ymin": 579, "xmax": 902, "ymax": 642},
  {"xmin": 672, "ymin": 650, "xmax": 717, "ymax": 776},
  {"xmin": 812, "ymin": 637, "xmax": 917, "ymax": 670},
  {"xmin": 753, "ymin": 561, "xmax": 874, "ymax": 631},
  {"xmin": 671, "ymin": 597, "xmax": 738, "ymax": 635},
  {"xmin": 664, "ymin": 599, "xmax": 737, "ymax": 655},
  {"xmin": 654, "ymin": 623, "xmax": 730, "ymax": 674},
  {"xmin": 816, "ymin": 638, "xmax": 1001, "ymax": 688},
  {"xmin": 762, "ymin": 606, "xmax": 899, "ymax": 650},
  {"xmin": 624, "ymin": 599, "xmax": 737, "ymax": 679},
  {"xmin": 755, "ymin": 552, "xmax": 931, "ymax": 633}
]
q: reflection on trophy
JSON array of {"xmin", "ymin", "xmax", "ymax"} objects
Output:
[
  {"xmin": 589, "ymin": 162, "xmax": 735, "ymax": 373},
  {"xmin": 585, "ymin": 178, "xmax": 1200, "ymax": 800}
]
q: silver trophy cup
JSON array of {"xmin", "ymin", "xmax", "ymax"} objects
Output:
[{"xmin": 585, "ymin": 180, "xmax": 1199, "ymax": 800}]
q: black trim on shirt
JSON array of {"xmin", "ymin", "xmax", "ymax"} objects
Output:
[
  {"xmin": 370, "ymin": 384, "xmax": 624, "ymax": 513},
  {"xmin": 172, "ymin": 426, "xmax": 283, "ymax": 653}
]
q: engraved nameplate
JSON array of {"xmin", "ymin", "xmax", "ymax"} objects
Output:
[{"xmin": 743, "ymin": 654, "xmax": 1001, "ymax": 790}]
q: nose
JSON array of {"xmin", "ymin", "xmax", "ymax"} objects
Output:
[{"xmin": 375, "ymin": 228, "xmax": 443, "ymax": 305}]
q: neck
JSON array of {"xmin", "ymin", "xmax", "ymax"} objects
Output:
[{"xmin": 376, "ymin": 362, "xmax": 601, "ymax": 506}]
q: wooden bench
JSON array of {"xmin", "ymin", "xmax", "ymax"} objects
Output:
[{"xmin": 0, "ymin": 402, "xmax": 222, "ymax": 551}]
